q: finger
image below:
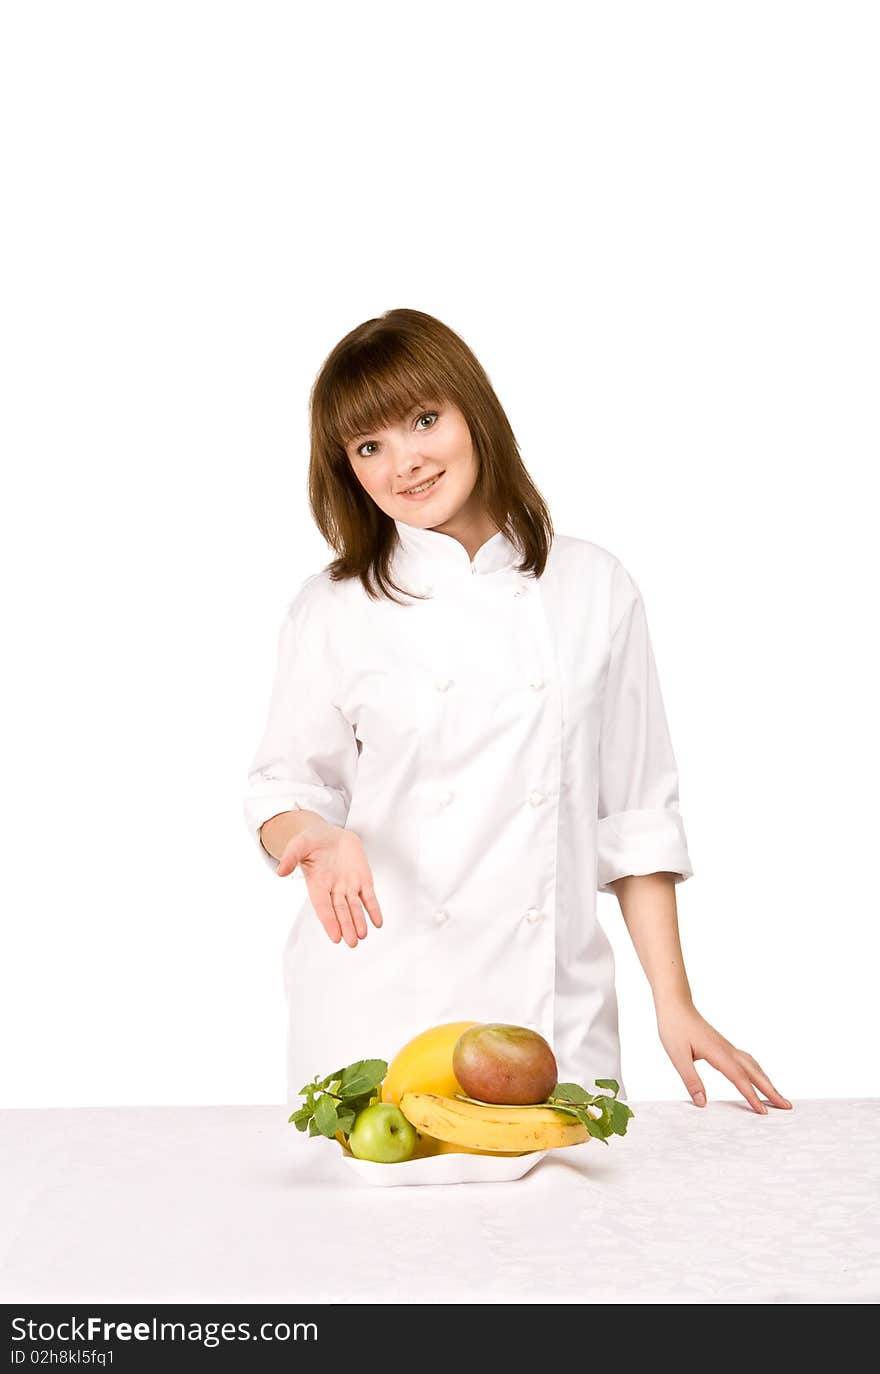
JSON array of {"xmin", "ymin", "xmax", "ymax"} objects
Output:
[
  {"xmin": 671, "ymin": 1053, "xmax": 707, "ymax": 1107},
  {"xmin": 310, "ymin": 889, "xmax": 343, "ymax": 944},
  {"xmin": 330, "ymin": 888, "xmax": 359, "ymax": 948},
  {"xmin": 705, "ymin": 1049, "xmax": 767, "ymax": 1114},
  {"xmin": 359, "ymin": 881, "xmax": 384, "ymax": 929},
  {"xmin": 344, "ymin": 886, "xmax": 368, "ymax": 940},
  {"xmin": 741, "ymin": 1054, "xmax": 792, "ymax": 1109}
]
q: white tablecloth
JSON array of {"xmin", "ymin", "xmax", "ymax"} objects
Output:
[{"xmin": 1, "ymin": 1099, "xmax": 877, "ymax": 1304}]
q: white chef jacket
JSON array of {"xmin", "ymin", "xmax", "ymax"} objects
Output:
[{"xmin": 244, "ymin": 521, "xmax": 694, "ymax": 1105}]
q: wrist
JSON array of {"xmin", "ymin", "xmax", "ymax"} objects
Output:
[
  {"xmin": 260, "ymin": 808, "xmax": 334, "ymax": 860},
  {"xmin": 653, "ymin": 987, "xmax": 695, "ymax": 1018}
]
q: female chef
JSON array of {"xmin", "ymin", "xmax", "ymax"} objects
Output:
[{"xmin": 244, "ymin": 307, "xmax": 791, "ymax": 1116}]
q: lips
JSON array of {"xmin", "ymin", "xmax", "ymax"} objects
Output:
[{"xmin": 399, "ymin": 470, "xmax": 445, "ymax": 496}]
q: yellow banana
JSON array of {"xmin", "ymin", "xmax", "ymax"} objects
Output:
[
  {"xmin": 336, "ymin": 1127, "xmax": 522, "ymax": 1160},
  {"xmin": 399, "ymin": 1092, "xmax": 588, "ymax": 1153},
  {"xmin": 411, "ymin": 1131, "xmax": 526, "ymax": 1158}
]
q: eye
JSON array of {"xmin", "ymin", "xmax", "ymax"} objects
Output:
[{"xmin": 354, "ymin": 411, "xmax": 439, "ymax": 458}]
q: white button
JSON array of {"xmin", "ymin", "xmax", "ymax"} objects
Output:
[
  {"xmin": 513, "ymin": 587, "xmax": 527, "ymax": 598},
  {"xmin": 530, "ymin": 677, "xmax": 545, "ymax": 691},
  {"xmin": 433, "ymin": 909, "xmax": 449, "ymax": 926},
  {"xmin": 438, "ymin": 790, "xmax": 455, "ymax": 807},
  {"xmin": 528, "ymin": 790, "xmax": 545, "ymax": 807},
  {"xmin": 422, "ymin": 584, "xmax": 434, "ymax": 597},
  {"xmin": 434, "ymin": 678, "xmax": 454, "ymax": 692},
  {"xmin": 526, "ymin": 907, "xmax": 544, "ymax": 923}
]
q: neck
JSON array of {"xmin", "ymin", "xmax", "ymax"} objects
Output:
[{"xmin": 427, "ymin": 492, "xmax": 499, "ymax": 561}]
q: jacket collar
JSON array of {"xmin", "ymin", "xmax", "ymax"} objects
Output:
[{"xmin": 392, "ymin": 518, "xmax": 523, "ymax": 578}]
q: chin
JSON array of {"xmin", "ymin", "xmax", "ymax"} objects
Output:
[{"xmin": 401, "ymin": 500, "xmax": 452, "ymax": 525}]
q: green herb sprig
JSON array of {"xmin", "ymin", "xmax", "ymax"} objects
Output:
[
  {"xmin": 455, "ymin": 1078, "xmax": 634, "ymax": 1145},
  {"xmin": 289, "ymin": 1059, "xmax": 387, "ymax": 1139}
]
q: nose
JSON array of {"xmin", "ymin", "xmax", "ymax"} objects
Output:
[
  {"xmin": 399, "ymin": 458, "xmax": 425, "ymax": 481},
  {"xmin": 387, "ymin": 420, "xmax": 436, "ymax": 489},
  {"xmin": 394, "ymin": 443, "xmax": 429, "ymax": 484}
]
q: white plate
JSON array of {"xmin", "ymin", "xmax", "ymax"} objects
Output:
[{"xmin": 340, "ymin": 1148, "xmax": 549, "ymax": 1187}]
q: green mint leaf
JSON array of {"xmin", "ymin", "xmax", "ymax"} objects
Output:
[
  {"xmin": 307, "ymin": 1116, "xmax": 321, "ymax": 1137},
  {"xmin": 288, "ymin": 1105, "xmax": 314, "ymax": 1130},
  {"xmin": 336, "ymin": 1107, "xmax": 356, "ymax": 1135},
  {"xmin": 583, "ymin": 1114, "xmax": 610, "ymax": 1145},
  {"xmin": 298, "ymin": 1080, "xmax": 319, "ymax": 1102},
  {"xmin": 551, "ymin": 1082, "xmax": 593, "ymax": 1104},
  {"xmin": 567, "ymin": 1104, "xmax": 592, "ymax": 1122},
  {"xmin": 339, "ymin": 1059, "xmax": 388, "ymax": 1098},
  {"xmin": 546, "ymin": 1101, "xmax": 589, "ymax": 1123},
  {"xmin": 559, "ymin": 1103, "xmax": 611, "ymax": 1143},
  {"xmin": 601, "ymin": 1098, "xmax": 625, "ymax": 1133},
  {"xmin": 314, "ymin": 1093, "xmax": 342, "ymax": 1139},
  {"xmin": 594, "ymin": 1078, "xmax": 620, "ymax": 1095},
  {"xmin": 319, "ymin": 1068, "xmax": 346, "ymax": 1089},
  {"xmin": 607, "ymin": 1099, "xmax": 634, "ymax": 1135},
  {"xmin": 568, "ymin": 1105, "xmax": 603, "ymax": 1132},
  {"xmin": 343, "ymin": 1092, "xmax": 377, "ymax": 1116}
]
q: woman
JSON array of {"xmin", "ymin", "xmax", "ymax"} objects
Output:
[{"xmin": 244, "ymin": 307, "xmax": 791, "ymax": 1115}]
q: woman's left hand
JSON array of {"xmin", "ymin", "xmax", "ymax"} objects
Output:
[{"xmin": 657, "ymin": 1001, "xmax": 792, "ymax": 1114}]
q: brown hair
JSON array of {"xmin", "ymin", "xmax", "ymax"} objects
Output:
[{"xmin": 308, "ymin": 307, "xmax": 554, "ymax": 605}]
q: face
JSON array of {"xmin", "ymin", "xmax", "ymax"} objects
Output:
[{"xmin": 344, "ymin": 399, "xmax": 482, "ymax": 530}]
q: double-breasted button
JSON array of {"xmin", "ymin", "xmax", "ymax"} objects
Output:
[
  {"xmin": 434, "ymin": 677, "xmax": 454, "ymax": 692},
  {"xmin": 438, "ymin": 790, "xmax": 455, "ymax": 807},
  {"xmin": 526, "ymin": 907, "xmax": 544, "ymax": 923},
  {"xmin": 433, "ymin": 909, "xmax": 449, "ymax": 926},
  {"xmin": 530, "ymin": 676, "xmax": 546, "ymax": 691},
  {"xmin": 528, "ymin": 790, "xmax": 545, "ymax": 807}
]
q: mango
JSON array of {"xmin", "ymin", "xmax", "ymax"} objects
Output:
[
  {"xmin": 452, "ymin": 1023, "xmax": 558, "ymax": 1105},
  {"xmin": 380, "ymin": 1020, "xmax": 478, "ymax": 1105}
]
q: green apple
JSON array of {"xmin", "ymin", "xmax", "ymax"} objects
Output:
[{"xmin": 348, "ymin": 1103, "xmax": 418, "ymax": 1163}]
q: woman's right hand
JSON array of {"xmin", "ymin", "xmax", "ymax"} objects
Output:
[{"xmin": 275, "ymin": 820, "xmax": 384, "ymax": 947}]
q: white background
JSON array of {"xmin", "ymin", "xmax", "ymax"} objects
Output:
[{"xmin": 2, "ymin": 1, "xmax": 877, "ymax": 1108}]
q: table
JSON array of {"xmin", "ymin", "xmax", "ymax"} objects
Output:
[{"xmin": 1, "ymin": 1099, "xmax": 877, "ymax": 1304}]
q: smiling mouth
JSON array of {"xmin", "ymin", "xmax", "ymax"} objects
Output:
[{"xmin": 401, "ymin": 471, "xmax": 444, "ymax": 496}]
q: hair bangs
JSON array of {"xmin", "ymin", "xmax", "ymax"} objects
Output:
[{"xmin": 324, "ymin": 342, "xmax": 449, "ymax": 450}]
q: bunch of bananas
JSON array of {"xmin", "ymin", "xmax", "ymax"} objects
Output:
[{"xmin": 399, "ymin": 1091, "xmax": 589, "ymax": 1154}]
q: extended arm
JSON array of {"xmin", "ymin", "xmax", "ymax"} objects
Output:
[{"xmin": 609, "ymin": 872, "xmax": 791, "ymax": 1114}]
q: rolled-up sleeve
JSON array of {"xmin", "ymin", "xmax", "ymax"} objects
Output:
[
  {"xmin": 596, "ymin": 559, "xmax": 694, "ymax": 893},
  {"xmin": 244, "ymin": 576, "xmax": 359, "ymax": 874}
]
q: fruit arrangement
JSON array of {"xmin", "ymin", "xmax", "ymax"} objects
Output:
[{"xmin": 289, "ymin": 1021, "xmax": 634, "ymax": 1164}]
